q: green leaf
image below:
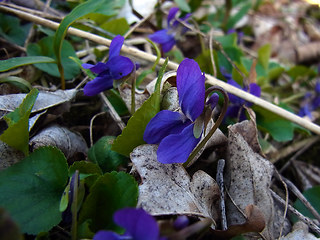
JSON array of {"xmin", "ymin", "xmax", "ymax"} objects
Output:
[
  {"xmin": 79, "ymin": 171, "xmax": 138, "ymax": 232},
  {"xmin": 0, "ymin": 76, "xmax": 33, "ymax": 93},
  {"xmin": 69, "ymin": 56, "xmax": 95, "ymax": 79},
  {"xmin": 258, "ymin": 44, "xmax": 271, "ymax": 70},
  {"xmin": 0, "ymin": 13, "xmax": 31, "ymax": 46},
  {"xmin": 27, "ymin": 36, "xmax": 80, "ymax": 80},
  {"xmin": 0, "ymin": 88, "xmax": 39, "ymax": 155},
  {"xmin": 0, "ymin": 147, "xmax": 69, "ymax": 234},
  {"xmin": 88, "ymin": 136, "xmax": 128, "ymax": 173},
  {"xmin": 174, "ymin": 0, "xmax": 191, "ymax": 12},
  {"xmin": 106, "ymin": 90, "xmax": 129, "ymax": 116},
  {"xmin": 226, "ymin": 2, "xmax": 252, "ymax": 30},
  {"xmin": 111, "ymin": 59, "xmax": 168, "ymax": 156},
  {"xmin": 100, "ymin": 18, "xmax": 129, "ymax": 36},
  {"xmin": 254, "ymin": 105, "xmax": 294, "ymax": 142},
  {"xmin": 0, "ymin": 56, "xmax": 55, "ymax": 72},
  {"xmin": 53, "ymin": 0, "xmax": 125, "ymax": 84},
  {"xmin": 293, "ymin": 186, "xmax": 320, "ymax": 222},
  {"xmin": 217, "ymin": 47, "xmax": 243, "ymax": 73},
  {"xmin": 69, "ymin": 161, "xmax": 102, "ymax": 188},
  {"xmin": 287, "ymin": 65, "xmax": 317, "ymax": 81},
  {"xmin": 215, "ymin": 33, "xmax": 237, "ymax": 48}
]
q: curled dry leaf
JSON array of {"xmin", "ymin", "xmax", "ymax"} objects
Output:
[
  {"xmin": 212, "ymin": 204, "xmax": 266, "ymax": 239},
  {"xmin": 0, "ymin": 141, "xmax": 24, "ymax": 171},
  {"xmin": 225, "ymin": 119, "xmax": 275, "ymax": 239},
  {"xmin": 280, "ymin": 221, "xmax": 318, "ymax": 240},
  {"xmin": 130, "ymin": 144, "xmax": 220, "ymax": 225},
  {"xmin": 30, "ymin": 125, "xmax": 87, "ymax": 160}
]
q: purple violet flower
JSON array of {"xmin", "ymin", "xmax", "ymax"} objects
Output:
[
  {"xmin": 144, "ymin": 58, "xmax": 218, "ymax": 164},
  {"xmin": 149, "ymin": 7, "xmax": 191, "ymax": 53},
  {"xmin": 226, "ymin": 79, "xmax": 261, "ymax": 121},
  {"xmin": 93, "ymin": 208, "xmax": 165, "ymax": 240},
  {"xmin": 82, "ymin": 35, "xmax": 134, "ymax": 96},
  {"xmin": 298, "ymin": 81, "xmax": 320, "ymax": 120}
]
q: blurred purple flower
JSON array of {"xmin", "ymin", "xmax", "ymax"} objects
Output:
[
  {"xmin": 82, "ymin": 35, "xmax": 134, "ymax": 96},
  {"xmin": 298, "ymin": 81, "xmax": 320, "ymax": 120},
  {"xmin": 227, "ymin": 29, "xmax": 244, "ymax": 44},
  {"xmin": 93, "ymin": 208, "xmax": 166, "ymax": 240},
  {"xmin": 149, "ymin": 7, "xmax": 191, "ymax": 53},
  {"xmin": 144, "ymin": 59, "xmax": 218, "ymax": 164},
  {"xmin": 226, "ymin": 79, "xmax": 261, "ymax": 121}
]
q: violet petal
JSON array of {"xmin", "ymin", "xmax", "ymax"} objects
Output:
[
  {"xmin": 144, "ymin": 110, "xmax": 191, "ymax": 144},
  {"xmin": 82, "ymin": 62, "xmax": 108, "ymax": 74},
  {"xmin": 109, "ymin": 35, "xmax": 124, "ymax": 60},
  {"xmin": 249, "ymin": 83, "xmax": 261, "ymax": 97},
  {"xmin": 149, "ymin": 29, "xmax": 173, "ymax": 44},
  {"xmin": 207, "ymin": 93, "xmax": 219, "ymax": 110},
  {"xmin": 93, "ymin": 230, "xmax": 122, "ymax": 240},
  {"xmin": 177, "ymin": 58, "xmax": 205, "ymax": 121},
  {"xmin": 83, "ymin": 74, "xmax": 113, "ymax": 96},
  {"xmin": 106, "ymin": 55, "xmax": 134, "ymax": 80},
  {"xmin": 167, "ymin": 7, "xmax": 179, "ymax": 25},
  {"xmin": 114, "ymin": 208, "xmax": 160, "ymax": 240},
  {"xmin": 227, "ymin": 80, "xmax": 244, "ymax": 105},
  {"xmin": 157, "ymin": 124, "xmax": 201, "ymax": 164},
  {"xmin": 225, "ymin": 105, "xmax": 241, "ymax": 119}
]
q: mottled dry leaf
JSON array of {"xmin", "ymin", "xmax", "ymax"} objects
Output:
[
  {"xmin": 212, "ymin": 204, "xmax": 266, "ymax": 239},
  {"xmin": 118, "ymin": 84, "xmax": 149, "ymax": 112},
  {"xmin": 130, "ymin": 144, "xmax": 220, "ymax": 225},
  {"xmin": 280, "ymin": 222, "xmax": 318, "ymax": 240},
  {"xmin": 0, "ymin": 141, "xmax": 24, "ymax": 170},
  {"xmin": 0, "ymin": 89, "xmax": 77, "ymax": 118},
  {"xmin": 225, "ymin": 120, "xmax": 275, "ymax": 239},
  {"xmin": 30, "ymin": 125, "xmax": 87, "ymax": 159}
]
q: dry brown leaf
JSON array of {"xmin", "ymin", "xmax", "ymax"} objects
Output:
[
  {"xmin": 30, "ymin": 125, "xmax": 87, "ymax": 160},
  {"xmin": 225, "ymin": 120, "xmax": 275, "ymax": 239},
  {"xmin": 212, "ymin": 204, "xmax": 266, "ymax": 239},
  {"xmin": 130, "ymin": 144, "xmax": 220, "ymax": 225},
  {"xmin": 280, "ymin": 222, "xmax": 319, "ymax": 240}
]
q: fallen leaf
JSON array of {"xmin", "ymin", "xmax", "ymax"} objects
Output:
[
  {"xmin": 0, "ymin": 89, "xmax": 77, "ymax": 118},
  {"xmin": 30, "ymin": 125, "xmax": 87, "ymax": 160},
  {"xmin": 225, "ymin": 120, "xmax": 275, "ymax": 239},
  {"xmin": 130, "ymin": 144, "xmax": 220, "ymax": 225},
  {"xmin": 212, "ymin": 204, "xmax": 266, "ymax": 239},
  {"xmin": 280, "ymin": 221, "xmax": 318, "ymax": 240}
]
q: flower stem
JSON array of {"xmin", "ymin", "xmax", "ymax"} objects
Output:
[{"xmin": 183, "ymin": 86, "xmax": 229, "ymax": 168}]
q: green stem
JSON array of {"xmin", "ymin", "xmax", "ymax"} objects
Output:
[
  {"xmin": 71, "ymin": 170, "xmax": 79, "ymax": 240},
  {"xmin": 183, "ymin": 87, "xmax": 229, "ymax": 168},
  {"xmin": 58, "ymin": 62, "xmax": 65, "ymax": 90},
  {"xmin": 222, "ymin": 0, "xmax": 232, "ymax": 32}
]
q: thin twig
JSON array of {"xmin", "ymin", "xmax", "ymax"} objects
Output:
[
  {"xmin": 216, "ymin": 159, "xmax": 227, "ymax": 230},
  {"xmin": 1, "ymin": 5, "xmax": 320, "ymax": 135},
  {"xmin": 273, "ymin": 171, "xmax": 289, "ymax": 239},
  {"xmin": 99, "ymin": 93, "xmax": 126, "ymax": 131},
  {"xmin": 281, "ymin": 176, "xmax": 320, "ymax": 222},
  {"xmin": 271, "ymin": 190, "xmax": 320, "ymax": 235},
  {"xmin": 124, "ymin": 12, "xmax": 153, "ymax": 39},
  {"xmin": 89, "ymin": 112, "xmax": 106, "ymax": 147}
]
